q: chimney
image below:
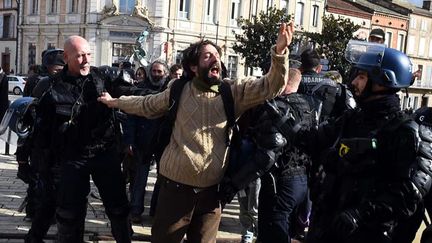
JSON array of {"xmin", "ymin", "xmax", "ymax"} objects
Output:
[{"xmin": 424, "ymin": 0, "xmax": 432, "ymax": 11}]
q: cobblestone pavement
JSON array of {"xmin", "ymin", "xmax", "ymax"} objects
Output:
[{"xmin": 0, "ymin": 148, "xmax": 243, "ymax": 243}]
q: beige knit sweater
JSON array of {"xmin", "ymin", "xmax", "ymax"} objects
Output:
[{"xmin": 117, "ymin": 46, "xmax": 289, "ymax": 187}]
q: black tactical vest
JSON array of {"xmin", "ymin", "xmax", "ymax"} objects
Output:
[
  {"xmin": 299, "ymin": 71, "xmax": 339, "ymax": 122},
  {"xmin": 48, "ymin": 68, "xmax": 120, "ymax": 159}
]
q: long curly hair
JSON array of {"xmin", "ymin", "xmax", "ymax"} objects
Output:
[{"xmin": 181, "ymin": 40, "xmax": 222, "ymax": 79}]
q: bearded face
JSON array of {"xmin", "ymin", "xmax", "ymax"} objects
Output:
[
  {"xmin": 350, "ymin": 71, "xmax": 368, "ymax": 99},
  {"xmin": 151, "ymin": 73, "xmax": 164, "ymax": 83},
  {"xmin": 199, "ymin": 60, "xmax": 222, "ymax": 85},
  {"xmin": 195, "ymin": 44, "xmax": 223, "ymax": 85},
  {"xmin": 150, "ymin": 63, "xmax": 166, "ymax": 85}
]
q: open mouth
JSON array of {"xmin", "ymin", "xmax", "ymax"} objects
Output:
[
  {"xmin": 209, "ymin": 63, "xmax": 220, "ymax": 77},
  {"xmin": 353, "ymin": 88, "xmax": 361, "ymax": 96}
]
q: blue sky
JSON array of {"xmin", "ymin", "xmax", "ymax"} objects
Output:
[{"xmin": 408, "ymin": 0, "xmax": 423, "ymax": 7}]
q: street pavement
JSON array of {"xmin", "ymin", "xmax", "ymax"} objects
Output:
[{"xmin": 0, "ymin": 144, "xmax": 243, "ymax": 242}]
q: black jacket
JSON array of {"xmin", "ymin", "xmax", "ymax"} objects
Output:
[
  {"xmin": 250, "ymin": 93, "xmax": 317, "ymax": 175},
  {"xmin": 306, "ymin": 94, "xmax": 424, "ymax": 238},
  {"xmin": 16, "ymin": 65, "xmax": 146, "ymax": 164},
  {"xmin": 299, "ymin": 70, "xmax": 354, "ymax": 122}
]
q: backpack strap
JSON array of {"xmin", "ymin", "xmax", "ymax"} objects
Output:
[
  {"xmin": 167, "ymin": 77, "xmax": 190, "ymax": 125},
  {"xmin": 219, "ymin": 81, "xmax": 235, "ymax": 146},
  {"xmin": 153, "ymin": 77, "xmax": 189, "ymax": 159}
]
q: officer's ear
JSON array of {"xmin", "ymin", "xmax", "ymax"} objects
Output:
[
  {"xmin": 371, "ymin": 82, "xmax": 388, "ymax": 93},
  {"xmin": 316, "ymin": 64, "xmax": 322, "ymax": 73}
]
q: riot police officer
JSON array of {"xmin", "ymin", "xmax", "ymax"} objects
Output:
[
  {"xmin": 24, "ymin": 49, "xmax": 65, "ymax": 97},
  {"xmin": 300, "ymin": 41, "xmax": 432, "ymax": 242},
  {"xmin": 30, "ymin": 36, "xmax": 142, "ymax": 242},
  {"xmin": 13, "ymin": 49, "xmax": 66, "ymax": 243},
  {"xmin": 295, "ymin": 49, "xmax": 356, "ymax": 240},
  {"xmin": 217, "ymin": 68, "xmax": 317, "ymax": 242},
  {"xmin": 255, "ymin": 68, "xmax": 317, "ymax": 242},
  {"xmin": 298, "ymin": 48, "xmax": 354, "ymax": 123},
  {"xmin": 391, "ymin": 106, "xmax": 432, "ymax": 243}
]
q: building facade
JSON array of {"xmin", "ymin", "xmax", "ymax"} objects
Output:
[
  {"xmin": 15, "ymin": 0, "xmax": 326, "ymax": 79},
  {"xmin": 0, "ymin": 0, "xmax": 17, "ymax": 74},
  {"xmin": 370, "ymin": 0, "xmax": 432, "ymax": 109},
  {"xmin": 404, "ymin": 3, "xmax": 432, "ymax": 109},
  {"xmin": 17, "ymin": 0, "xmax": 156, "ymax": 75},
  {"xmin": 4, "ymin": 0, "xmax": 430, "ymax": 108},
  {"xmin": 351, "ymin": 0, "xmax": 409, "ymax": 52},
  {"xmin": 325, "ymin": 0, "xmax": 372, "ymax": 40}
]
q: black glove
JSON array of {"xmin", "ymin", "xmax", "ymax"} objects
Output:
[
  {"xmin": 17, "ymin": 163, "xmax": 32, "ymax": 184},
  {"xmin": 218, "ymin": 179, "xmax": 238, "ymax": 208},
  {"xmin": 331, "ymin": 209, "xmax": 362, "ymax": 240}
]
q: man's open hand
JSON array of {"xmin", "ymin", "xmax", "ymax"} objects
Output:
[
  {"xmin": 98, "ymin": 92, "xmax": 119, "ymax": 108},
  {"xmin": 276, "ymin": 22, "xmax": 295, "ymax": 55}
]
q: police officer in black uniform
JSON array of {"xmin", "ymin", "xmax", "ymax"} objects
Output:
[
  {"xmin": 23, "ymin": 49, "xmax": 63, "ymax": 97},
  {"xmin": 16, "ymin": 49, "xmax": 66, "ymax": 243},
  {"xmin": 299, "ymin": 42, "xmax": 432, "ymax": 242},
  {"xmin": 217, "ymin": 67, "xmax": 318, "ymax": 242},
  {"xmin": 16, "ymin": 49, "xmax": 65, "ymax": 230},
  {"xmin": 254, "ymin": 68, "xmax": 317, "ymax": 242},
  {"xmin": 298, "ymin": 48, "xmax": 354, "ymax": 123},
  {"xmin": 391, "ymin": 106, "xmax": 432, "ymax": 243},
  {"xmin": 416, "ymin": 107, "xmax": 432, "ymax": 243},
  {"xmin": 30, "ymin": 36, "xmax": 143, "ymax": 242},
  {"xmin": 294, "ymin": 49, "xmax": 356, "ymax": 240}
]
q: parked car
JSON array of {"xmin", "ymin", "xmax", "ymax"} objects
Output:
[{"xmin": 7, "ymin": 75, "xmax": 27, "ymax": 95}]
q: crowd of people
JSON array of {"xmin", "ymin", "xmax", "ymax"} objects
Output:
[{"xmin": 1, "ymin": 23, "xmax": 432, "ymax": 243}]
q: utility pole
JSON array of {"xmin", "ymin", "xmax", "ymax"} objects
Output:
[{"xmin": 215, "ymin": 21, "xmax": 219, "ymax": 45}]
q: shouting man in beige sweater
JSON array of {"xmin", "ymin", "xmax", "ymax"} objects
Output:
[{"xmin": 98, "ymin": 22, "xmax": 295, "ymax": 243}]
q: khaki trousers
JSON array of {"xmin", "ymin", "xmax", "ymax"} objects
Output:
[{"xmin": 151, "ymin": 175, "xmax": 222, "ymax": 243}]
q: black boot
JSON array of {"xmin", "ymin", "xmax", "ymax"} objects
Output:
[
  {"xmin": 24, "ymin": 233, "xmax": 44, "ymax": 243},
  {"xmin": 56, "ymin": 208, "xmax": 85, "ymax": 243},
  {"xmin": 110, "ymin": 216, "xmax": 133, "ymax": 243}
]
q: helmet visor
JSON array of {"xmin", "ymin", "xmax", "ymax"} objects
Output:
[
  {"xmin": 0, "ymin": 126, "xmax": 19, "ymax": 145},
  {"xmin": 345, "ymin": 40, "xmax": 386, "ymax": 67},
  {"xmin": 0, "ymin": 108, "xmax": 14, "ymax": 135},
  {"xmin": 0, "ymin": 97, "xmax": 35, "ymax": 142},
  {"xmin": 0, "ymin": 107, "xmax": 30, "ymax": 145},
  {"xmin": 0, "ymin": 108, "xmax": 20, "ymax": 145}
]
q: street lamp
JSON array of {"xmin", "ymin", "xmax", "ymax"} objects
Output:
[{"xmin": 15, "ymin": 0, "xmax": 21, "ymax": 74}]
